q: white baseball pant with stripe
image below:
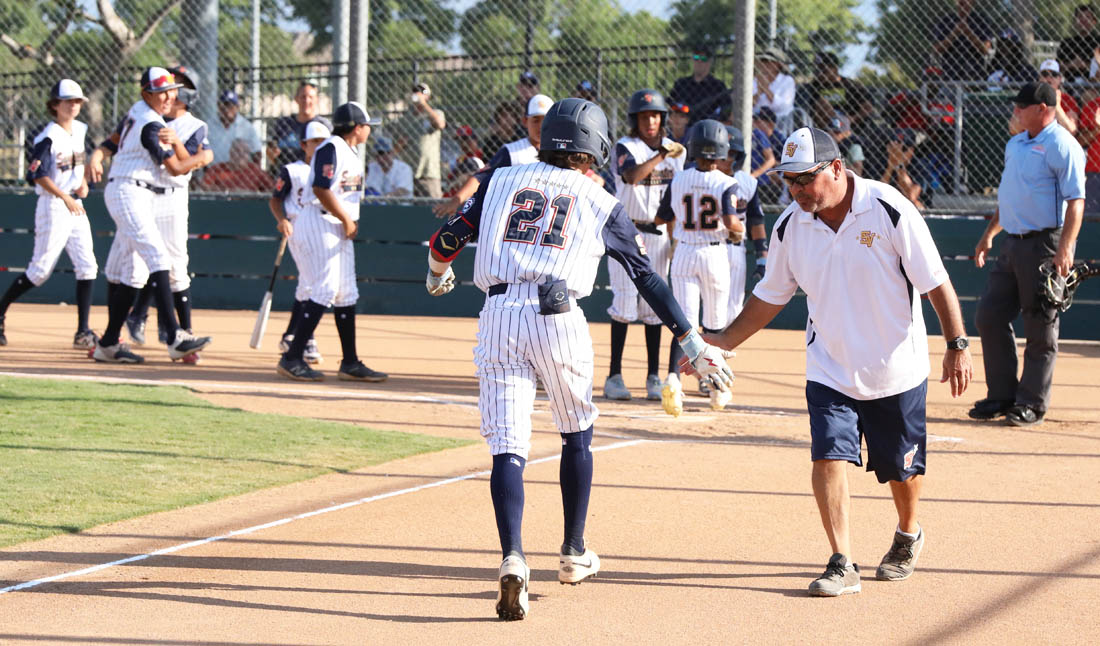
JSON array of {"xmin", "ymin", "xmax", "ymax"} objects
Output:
[
  {"xmin": 103, "ymin": 181, "xmax": 171, "ymax": 288},
  {"xmin": 606, "ymin": 229, "xmax": 669, "ymax": 324},
  {"xmin": 726, "ymin": 241, "xmax": 747, "ymax": 324},
  {"xmin": 291, "ymin": 210, "xmax": 357, "ymax": 307},
  {"xmin": 475, "ymin": 283, "xmax": 597, "ymax": 460},
  {"xmin": 286, "ymin": 232, "xmax": 314, "ymax": 302},
  {"xmin": 25, "ymin": 195, "xmax": 98, "ymax": 286},
  {"xmin": 670, "ymin": 241, "xmax": 731, "ymax": 331},
  {"xmin": 151, "ymin": 189, "xmax": 191, "ymax": 292}
]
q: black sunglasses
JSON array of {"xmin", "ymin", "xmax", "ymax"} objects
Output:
[{"xmin": 781, "ymin": 162, "xmax": 832, "ymax": 186}]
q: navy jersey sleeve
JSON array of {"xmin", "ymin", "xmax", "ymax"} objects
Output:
[
  {"xmin": 272, "ymin": 166, "xmax": 293, "ymax": 200},
  {"xmin": 311, "ymin": 142, "xmax": 337, "ymax": 189},
  {"xmin": 429, "ymin": 170, "xmax": 492, "ymax": 262},
  {"xmin": 140, "ymin": 122, "xmax": 174, "ymax": 163},
  {"xmin": 615, "ymin": 143, "xmax": 637, "ymax": 178},
  {"xmin": 722, "ymin": 185, "xmax": 739, "ymax": 216},
  {"xmin": 100, "ymin": 118, "xmax": 126, "ymax": 153},
  {"xmin": 602, "ymin": 203, "xmax": 691, "ymax": 337},
  {"xmin": 745, "ymin": 191, "xmax": 765, "ymax": 229},
  {"xmin": 26, "ymin": 138, "xmax": 55, "ymax": 184},
  {"xmin": 183, "ymin": 125, "xmax": 207, "ymax": 155},
  {"xmin": 654, "ymin": 186, "xmax": 675, "ymax": 222},
  {"xmin": 487, "ymin": 145, "xmax": 511, "ymax": 170}
]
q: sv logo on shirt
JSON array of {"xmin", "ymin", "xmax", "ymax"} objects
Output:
[{"xmin": 859, "ymin": 230, "xmax": 878, "ymax": 248}]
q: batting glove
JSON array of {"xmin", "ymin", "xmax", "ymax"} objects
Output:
[
  {"xmin": 678, "ymin": 329, "xmax": 734, "ymax": 390},
  {"xmin": 426, "ymin": 266, "xmax": 456, "ymax": 296},
  {"xmin": 752, "ymin": 257, "xmax": 766, "ymax": 281}
]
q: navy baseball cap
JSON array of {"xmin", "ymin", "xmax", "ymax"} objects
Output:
[
  {"xmin": 519, "ymin": 70, "xmax": 539, "ymax": 87},
  {"xmin": 373, "ymin": 136, "xmax": 394, "ymax": 153},
  {"xmin": 770, "ymin": 127, "xmax": 841, "ymax": 174},
  {"xmin": 333, "ymin": 101, "xmax": 381, "ymax": 129},
  {"xmin": 1013, "ymin": 82, "xmax": 1056, "ymax": 107},
  {"xmin": 140, "ymin": 67, "xmax": 184, "ymax": 92},
  {"xmin": 218, "ymin": 89, "xmax": 239, "ymax": 105}
]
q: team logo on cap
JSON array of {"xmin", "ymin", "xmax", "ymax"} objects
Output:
[
  {"xmin": 644, "ymin": 93, "xmax": 654, "ymax": 103},
  {"xmin": 785, "ymin": 142, "xmax": 798, "ymax": 158},
  {"xmin": 150, "ymin": 73, "xmax": 175, "ymax": 89}
]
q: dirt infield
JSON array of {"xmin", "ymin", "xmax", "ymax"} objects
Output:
[{"xmin": 1, "ymin": 303, "xmax": 1098, "ymax": 644}]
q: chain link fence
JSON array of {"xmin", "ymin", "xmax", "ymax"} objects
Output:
[{"xmin": 0, "ymin": 1, "xmax": 1095, "ymax": 208}]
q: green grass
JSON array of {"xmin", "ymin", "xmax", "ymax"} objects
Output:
[{"xmin": 0, "ymin": 376, "xmax": 471, "ymax": 547}]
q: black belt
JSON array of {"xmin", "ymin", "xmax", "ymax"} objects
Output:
[
  {"xmin": 110, "ymin": 178, "xmax": 172, "ymax": 195},
  {"xmin": 726, "ymin": 239, "xmax": 742, "ymax": 246},
  {"xmin": 1007, "ymin": 227, "xmax": 1059, "ymax": 240},
  {"xmin": 488, "ymin": 284, "xmax": 508, "ymax": 296},
  {"xmin": 634, "ymin": 221, "xmax": 663, "ymax": 236}
]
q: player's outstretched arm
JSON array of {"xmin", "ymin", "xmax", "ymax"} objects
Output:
[{"xmin": 425, "ymin": 178, "xmax": 488, "ymax": 295}]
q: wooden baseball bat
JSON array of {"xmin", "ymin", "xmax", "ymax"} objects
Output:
[{"xmin": 249, "ymin": 236, "xmax": 288, "ymax": 349}]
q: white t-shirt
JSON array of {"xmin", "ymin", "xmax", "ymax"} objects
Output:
[
  {"xmin": 366, "ymin": 158, "xmax": 414, "ymax": 195},
  {"xmin": 752, "ymin": 73, "xmax": 796, "ymax": 119},
  {"xmin": 207, "ymin": 113, "xmax": 262, "ymax": 164},
  {"xmin": 753, "ymin": 172, "xmax": 949, "ymax": 400}
]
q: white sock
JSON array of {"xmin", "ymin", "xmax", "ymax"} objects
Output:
[{"xmin": 896, "ymin": 525, "xmax": 920, "ymax": 540}]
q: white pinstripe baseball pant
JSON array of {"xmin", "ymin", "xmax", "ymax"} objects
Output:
[
  {"xmin": 25, "ymin": 195, "xmax": 98, "ymax": 286},
  {"xmin": 292, "ymin": 212, "xmax": 358, "ymax": 307},
  {"xmin": 103, "ymin": 181, "xmax": 171, "ymax": 288},
  {"xmin": 670, "ymin": 241, "xmax": 731, "ymax": 331},
  {"xmin": 153, "ymin": 189, "xmax": 191, "ymax": 292},
  {"xmin": 726, "ymin": 241, "xmax": 747, "ymax": 324},
  {"xmin": 607, "ymin": 229, "xmax": 670, "ymax": 325}
]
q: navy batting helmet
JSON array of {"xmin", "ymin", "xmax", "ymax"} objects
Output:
[
  {"xmin": 689, "ymin": 119, "xmax": 730, "ymax": 161},
  {"xmin": 725, "ymin": 125, "xmax": 747, "ymax": 166},
  {"xmin": 168, "ymin": 65, "xmax": 199, "ymax": 108},
  {"xmin": 540, "ymin": 98, "xmax": 612, "ymax": 167}
]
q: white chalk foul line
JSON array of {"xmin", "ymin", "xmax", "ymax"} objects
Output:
[{"xmin": 0, "ymin": 438, "xmax": 647, "ymax": 596}]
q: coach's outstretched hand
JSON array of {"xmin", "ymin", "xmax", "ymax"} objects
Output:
[
  {"xmin": 426, "ymin": 266, "xmax": 456, "ymax": 296},
  {"xmin": 678, "ymin": 329, "xmax": 734, "ymax": 391}
]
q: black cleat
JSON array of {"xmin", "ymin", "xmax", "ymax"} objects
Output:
[
  {"xmin": 338, "ymin": 360, "xmax": 388, "ymax": 382},
  {"xmin": 278, "ymin": 355, "xmax": 324, "ymax": 381},
  {"xmin": 967, "ymin": 398, "xmax": 1013, "ymax": 420}
]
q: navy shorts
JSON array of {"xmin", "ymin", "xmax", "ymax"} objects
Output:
[{"xmin": 806, "ymin": 380, "xmax": 928, "ymax": 484}]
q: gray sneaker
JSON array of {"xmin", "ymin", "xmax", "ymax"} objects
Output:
[
  {"xmin": 645, "ymin": 374, "xmax": 662, "ymax": 400},
  {"xmin": 604, "ymin": 374, "xmax": 631, "ymax": 400},
  {"xmin": 808, "ymin": 553, "xmax": 861, "ymax": 597},
  {"xmin": 876, "ymin": 528, "xmax": 924, "ymax": 581}
]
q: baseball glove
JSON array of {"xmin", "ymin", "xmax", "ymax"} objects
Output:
[
  {"xmin": 661, "ymin": 141, "xmax": 685, "ymax": 158},
  {"xmin": 1038, "ymin": 260, "xmax": 1098, "ymax": 312}
]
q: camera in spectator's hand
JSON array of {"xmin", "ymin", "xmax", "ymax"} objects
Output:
[{"xmin": 411, "ymin": 82, "xmax": 431, "ymax": 104}]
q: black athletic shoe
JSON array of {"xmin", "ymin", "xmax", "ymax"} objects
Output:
[
  {"xmin": 278, "ymin": 355, "xmax": 324, "ymax": 381},
  {"xmin": 1006, "ymin": 404, "xmax": 1045, "ymax": 427},
  {"xmin": 338, "ymin": 360, "xmax": 388, "ymax": 382},
  {"xmin": 967, "ymin": 398, "xmax": 1014, "ymax": 420},
  {"xmin": 168, "ymin": 330, "xmax": 212, "ymax": 360}
]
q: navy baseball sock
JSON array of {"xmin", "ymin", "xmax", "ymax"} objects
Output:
[
  {"xmin": 644, "ymin": 324, "xmax": 662, "ymax": 376},
  {"xmin": 287, "ymin": 300, "xmax": 324, "ymax": 361},
  {"xmin": 560, "ymin": 428, "xmax": 593, "ymax": 555},
  {"xmin": 148, "ymin": 270, "xmax": 180, "ymax": 344},
  {"xmin": 173, "ymin": 289, "xmax": 193, "ymax": 331},
  {"xmin": 283, "ymin": 300, "xmax": 306, "ymax": 338},
  {"xmin": 75, "ymin": 279, "xmax": 93, "ymax": 332},
  {"xmin": 669, "ymin": 338, "xmax": 683, "ymax": 375},
  {"xmin": 333, "ymin": 305, "xmax": 357, "ymax": 365},
  {"xmin": 100, "ymin": 283, "xmax": 138, "ymax": 347},
  {"xmin": 0, "ymin": 273, "xmax": 35, "ymax": 316},
  {"xmin": 609, "ymin": 320, "xmax": 628, "ymax": 377},
  {"xmin": 130, "ymin": 284, "xmax": 154, "ymax": 322},
  {"xmin": 491, "ymin": 453, "xmax": 526, "ymax": 560}
]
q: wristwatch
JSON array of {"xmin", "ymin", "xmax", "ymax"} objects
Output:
[{"xmin": 947, "ymin": 336, "xmax": 969, "ymax": 351}]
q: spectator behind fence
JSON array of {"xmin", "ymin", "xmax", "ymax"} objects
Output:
[
  {"xmin": 482, "ymin": 100, "xmax": 523, "ymax": 160},
  {"xmin": 668, "ymin": 45, "xmax": 730, "ymax": 125},
  {"xmin": 395, "ymin": 82, "xmax": 446, "ymax": 199},
  {"xmin": 1077, "ymin": 87, "xmax": 1100, "ymax": 213},
  {"xmin": 365, "ymin": 136, "xmax": 413, "ymax": 198},
  {"xmin": 574, "ymin": 80, "xmax": 599, "ymax": 102},
  {"xmin": 444, "ymin": 125, "xmax": 485, "ymax": 196},
  {"xmin": 668, "ymin": 101, "xmax": 691, "ymax": 144},
  {"xmin": 828, "ymin": 114, "xmax": 865, "ymax": 177},
  {"xmin": 207, "ymin": 90, "xmax": 262, "ymax": 165},
  {"xmin": 752, "ymin": 47, "xmax": 796, "ymax": 129},
  {"xmin": 200, "ymin": 138, "xmax": 273, "ymax": 192},
  {"xmin": 1058, "ymin": 4, "xmax": 1099, "ymax": 84},
  {"xmin": 930, "ymin": 0, "xmax": 993, "ymax": 81},
  {"xmin": 880, "ymin": 129, "xmax": 926, "ymax": 210},
  {"xmin": 266, "ymin": 80, "xmax": 332, "ymax": 175},
  {"xmin": 986, "ymin": 29, "xmax": 1037, "ymax": 91},
  {"xmin": 514, "ymin": 70, "xmax": 541, "ymax": 137},
  {"xmin": 751, "ymin": 107, "xmax": 785, "ymax": 203},
  {"xmin": 804, "ymin": 51, "xmax": 872, "ymax": 130},
  {"xmin": 1039, "ymin": 59, "xmax": 1079, "ymax": 136}
]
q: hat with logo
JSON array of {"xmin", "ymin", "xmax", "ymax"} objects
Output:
[
  {"xmin": 1039, "ymin": 59, "xmax": 1060, "ymax": 75},
  {"xmin": 333, "ymin": 101, "xmax": 381, "ymax": 130},
  {"xmin": 769, "ymin": 127, "xmax": 841, "ymax": 174},
  {"xmin": 140, "ymin": 67, "xmax": 184, "ymax": 93},
  {"xmin": 303, "ymin": 120, "xmax": 331, "ymax": 141},
  {"xmin": 519, "ymin": 70, "xmax": 540, "ymax": 87},
  {"xmin": 527, "ymin": 94, "xmax": 554, "ymax": 117},
  {"xmin": 50, "ymin": 79, "xmax": 86, "ymax": 102},
  {"xmin": 218, "ymin": 89, "xmax": 240, "ymax": 105},
  {"xmin": 1013, "ymin": 82, "xmax": 1057, "ymax": 107}
]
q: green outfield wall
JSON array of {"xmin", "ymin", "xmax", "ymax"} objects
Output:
[{"xmin": 1, "ymin": 193, "xmax": 1097, "ymax": 340}]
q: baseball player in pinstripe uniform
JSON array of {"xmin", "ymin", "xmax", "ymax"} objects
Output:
[
  {"xmin": 0, "ymin": 79, "xmax": 98, "ymax": 349},
  {"xmin": 718, "ymin": 125, "xmax": 770, "ymax": 319},
  {"xmin": 424, "ymin": 98, "xmax": 734, "ymax": 621},
  {"xmin": 605, "ymin": 89, "xmax": 685, "ymax": 402},
  {"xmin": 657, "ymin": 119, "xmax": 744, "ymax": 414},
  {"xmin": 431, "ymin": 94, "xmax": 554, "ymax": 217},
  {"xmin": 122, "ymin": 66, "xmax": 213, "ymax": 363},
  {"xmin": 85, "ymin": 66, "xmax": 212, "ymax": 363},
  {"xmin": 270, "ymin": 119, "xmax": 330, "ymax": 364},
  {"xmin": 276, "ymin": 102, "xmax": 387, "ymax": 383}
]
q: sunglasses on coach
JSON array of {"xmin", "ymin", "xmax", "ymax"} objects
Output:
[
  {"xmin": 692, "ymin": 54, "xmax": 709, "ymax": 61},
  {"xmin": 780, "ymin": 161, "xmax": 832, "ymax": 187}
]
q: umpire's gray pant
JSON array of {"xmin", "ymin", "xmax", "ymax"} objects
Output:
[{"xmin": 975, "ymin": 229, "xmax": 1061, "ymax": 411}]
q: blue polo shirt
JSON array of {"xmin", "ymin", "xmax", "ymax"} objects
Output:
[{"xmin": 997, "ymin": 121, "xmax": 1085, "ymax": 234}]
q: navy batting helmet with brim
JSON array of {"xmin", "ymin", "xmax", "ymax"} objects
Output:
[
  {"xmin": 168, "ymin": 65, "xmax": 199, "ymax": 108},
  {"xmin": 725, "ymin": 125, "xmax": 747, "ymax": 166},
  {"xmin": 689, "ymin": 119, "xmax": 730, "ymax": 161},
  {"xmin": 627, "ymin": 89, "xmax": 668, "ymax": 117},
  {"xmin": 540, "ymin": 98, "xmax": 612, "ymax": 167}
]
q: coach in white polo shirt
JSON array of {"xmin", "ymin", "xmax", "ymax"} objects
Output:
[{"xmin": 697, "ymin": 127, "xmax": 972, "ymax": 597}]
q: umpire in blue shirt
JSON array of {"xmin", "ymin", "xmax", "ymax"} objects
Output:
[{"xmin": 971, "ymin": 82, "xmax": 1085, "ymax": 426}]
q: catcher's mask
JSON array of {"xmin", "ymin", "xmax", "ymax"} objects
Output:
[{"xmin": 1038, "ymin": 260, "xmax": 1085, "ymax": 312}]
